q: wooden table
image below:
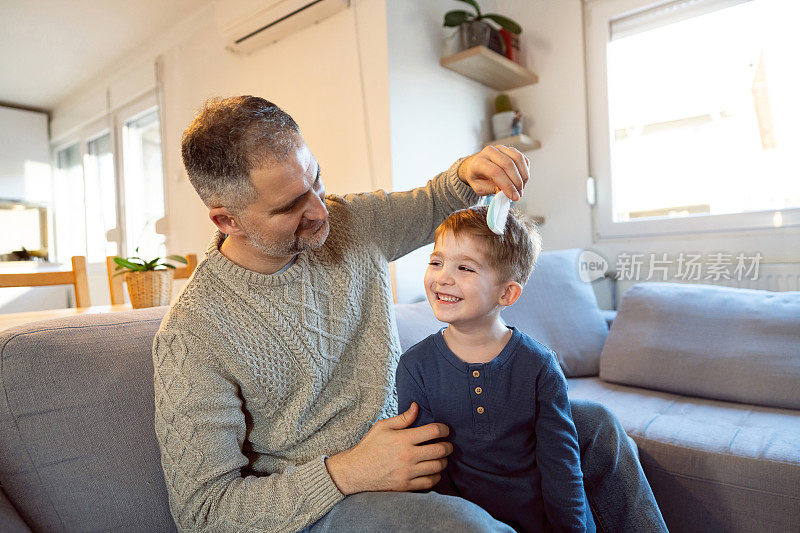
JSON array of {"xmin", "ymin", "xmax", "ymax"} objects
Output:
[{"xmin": 0, "ymin": 304, "xmax": 133, "ymax": 332}]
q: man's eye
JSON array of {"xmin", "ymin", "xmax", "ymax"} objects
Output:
[{"xmin": 428, "ymin": 261, "xmax": 441, "ymax": 266}]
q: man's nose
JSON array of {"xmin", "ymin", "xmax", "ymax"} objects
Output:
[{"xmin": 305, "ymin": 189, "xmax": 328, "ymax": 221}]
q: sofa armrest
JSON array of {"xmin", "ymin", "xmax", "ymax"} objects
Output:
[
  {"xmin": 0, "ymin": 486, "xmax": 32, "ymax": 533},
  {"xmin": 601, "ymin": 309, "xmax": 617, "ymax": 329}
]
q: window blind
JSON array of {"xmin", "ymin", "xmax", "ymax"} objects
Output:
[{"xmin": 610, "ymin": 0, "xmax": 752, "ymax": 40}]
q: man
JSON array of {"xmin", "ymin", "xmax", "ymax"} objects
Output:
[{"xmin": 153, "ymin": 95, "xmax": 667, "ymax": 532}]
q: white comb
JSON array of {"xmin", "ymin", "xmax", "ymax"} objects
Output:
[{"xmin": 477, "ymin": 192, "xmax": 513, "ymax": 235}]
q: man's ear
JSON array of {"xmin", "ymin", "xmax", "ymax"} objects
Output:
[
  {"xmin": 499, "ymin": 281, "xmax": 523, "ymax": 307},
  {"xmin": 209, "ymin": 207, "xmax": 245, "ymax": 236}
]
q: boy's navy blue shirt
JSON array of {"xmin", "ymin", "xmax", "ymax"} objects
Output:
[{"xmin": 396, "ymin": 326, "xmax": 592, "ymax": 533}]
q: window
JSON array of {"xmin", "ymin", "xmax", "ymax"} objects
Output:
[
  {"xmin": 585, "ymin": 0, "xmax": 800, "ymax": 237},
  {"xmin": 85, "ymin": 132, "xmax": 118, "ymax": 262},
  {"xmin": 53, "ymin": 143, "xmax": 87, "ymax": 259},
  {"xmin": 121, "ymin": 108, "xmax": 166, "ymax": 259},
  {"xmin": 50, "ymin": 93, "xmax": 166, "ymax": 263}
]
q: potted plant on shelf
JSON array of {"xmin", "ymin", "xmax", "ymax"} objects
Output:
[
  {"xmin": 112, "ymin": 249, "xmax": 187, "ymax": 309},
  {"xmin": 443, "ymin": 0, "xmax": 522, "ymax": 57},
  {"xmin": 492, "ymin": 93, "xmax": 524, "ymax": 140}
]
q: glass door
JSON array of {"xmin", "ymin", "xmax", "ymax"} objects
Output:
[
  {"xmin": 84, "ymin": 131, "xmax": 118, "ymax": 262},
  {"xmin": 118, "ymin": 99, "xmax": 166, "ymax": 259},
  {"xmin": 53, "ymin": 142, "xmax": 87, "ymax": 260}
]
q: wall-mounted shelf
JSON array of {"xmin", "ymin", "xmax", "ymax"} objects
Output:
[
  {"xmin": 484, "ymin": 134, "xmax": 541, "ymax": 152},
  {"xmin": 440, "ymin": 46, "xmax": 539, "ymax": 91}
]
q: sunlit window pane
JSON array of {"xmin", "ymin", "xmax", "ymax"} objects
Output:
[
  {"xmin": 123, "ymin": 109, "xmax": 165, "ymax": 259},
  {"xmin": 85, "ymin": 133, "xmax": 117, "ymax": 262},
  {"xmin": 54, "ymin": 143, "xmax": 86, "ymax": 261},
  {"xmin": 607, "ymin": 0, "xmax": 800, "ymax": 222}
]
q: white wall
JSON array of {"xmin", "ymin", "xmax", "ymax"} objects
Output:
[
  {"xmin": 387, "ymin": 0, "xmax": 496, "ymax": 303},
  {"xmin": 0, "ymin": 107, "xmax": 61, "ymax": 312},
  {"xmin": 496, "ymin": 0, "xmax": 799, "ymax": 285},
  {"xmin": 51, "ymin": 0, "xmax": 392, "ymax": 261},
  {"xmin": 0, "ymin": 116, "xmax": 67, "ymax": 312},
  {"xmin": 494, "ymin": 0, "xmax": 592, "ymax": 252},
  {"xmin": 0, "ymin": 106, "xmax": 49, "ymax": 202}
]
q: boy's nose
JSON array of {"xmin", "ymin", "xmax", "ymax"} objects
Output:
[{"xmin": 436, "ymin": 270, "xmax": 455, "ymax": 285}]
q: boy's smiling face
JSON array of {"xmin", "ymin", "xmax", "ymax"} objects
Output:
[{"xmin": 425, "ymin": 230, "xmax": 515, "ymax": 329}]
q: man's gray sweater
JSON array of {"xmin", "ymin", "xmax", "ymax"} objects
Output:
[{"xmin": 152, "ymin": 158, "xmax": 475, "ymax": 532}]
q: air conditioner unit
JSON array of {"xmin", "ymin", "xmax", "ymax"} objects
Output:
[{"xmin": 216, "ymin": 0, "xmax": 350, "ymax": 55}]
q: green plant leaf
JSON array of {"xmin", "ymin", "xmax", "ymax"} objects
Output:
[
  {"xmin": 443, "ymin": 10, "xmax": 471, "ymax": 27},
  {"xmin": 454, "ymin": 0, "xmax": 481, "ymax": 17},
  {"xmin": 482, "ymin": 13, "xmax": 522, "ymax": 34},
  {"xmin": 144, "ymin": 258, "xmax": 161, "ymax": 270},
  {"xmin": 163, "ymin": 264, "xmax": 177, "ymax": 269},
  {"xmin": 165, "ymin": 255, "xmax": 188, "ymax": 264},
  {"xmin": 113, "ymin": 257, "xmax": 145, "ymax": 271}
]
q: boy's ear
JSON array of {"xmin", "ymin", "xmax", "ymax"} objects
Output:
[
  {"xmin": 499, "ymin": 281, "xmax": 523, "ymax": 307},
  {"xmin": 209, "ymin": 207, "xmax": 245, "ymax": 237}
]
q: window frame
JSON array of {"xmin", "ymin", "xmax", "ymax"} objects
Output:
[
  {"xmin": 114, "ymin": 94, "xmax": 166, "ymax": 259},
  {"xmin": 49, "ymin": 90, "xmax": 167, "ymax": 263},
  {"xmin": 584, "ymin": 0, "xmax": 800, "ymax": 239},
  {"xmin": 51, "ymin": 136, "xmax": 87, "ymax": 264}
]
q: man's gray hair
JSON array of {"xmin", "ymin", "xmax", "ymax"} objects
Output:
[{"xmin": 181, "ymin": 96, "xmax": 300, "ymax": 211}]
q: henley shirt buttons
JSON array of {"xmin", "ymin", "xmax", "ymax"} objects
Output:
[
  {"xmin": 475, "ymin": 387, "xmax": 483, "ymax": 394},
  {"xmin": 473, "ymin": 370, "xmax": 480, "ymax": 378},
  {"xmin": 477, "ymin": 406, "xmax": 485, "ymax": 414}
]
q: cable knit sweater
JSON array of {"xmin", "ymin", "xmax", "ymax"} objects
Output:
[{"xmin": 152, "ymin": 158, "xmax": 476, "ymax": 533}]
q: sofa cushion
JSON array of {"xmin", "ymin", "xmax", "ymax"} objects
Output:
[
  {"xmin": 502, "ymin": 248, "xmax": 609, "ymax": 376},
  {"xmin": 567, "ymin": 376, "xmax": 800, "ymax": 533},
  {"xmin": 395, "ymin": 248, "xmax": 609, "ymax": 376},
  {"xmin": 600, "ymin": 309, "xmax": 616, "ymax": 329},
  {"xmin": 393, "ymin": 300, "xmax": 444, "ymax": 352},
  {"xmin": 0, "ymin": 307, "xmax": 176, "ymax": 532},
  {"xmin": 600, "ymin": 282, "xmax": 800, "ymax": 410},
  {"xmin": 0, "ymin": 485, "xmax": 30, "ymax": 533}
]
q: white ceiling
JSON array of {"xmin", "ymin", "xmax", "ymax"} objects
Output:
[{"xmin": 0, "ymin": 0, "xmax": 210, "ymax": 111}]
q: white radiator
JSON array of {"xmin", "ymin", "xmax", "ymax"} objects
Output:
[{"xmin": 608, "ymin": 261, "xmax": 800, "ymax": 309}]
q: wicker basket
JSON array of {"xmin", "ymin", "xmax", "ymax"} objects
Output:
[{"xmin": 124, "ymin": 269, "xmax": 174, "ymax": 309}]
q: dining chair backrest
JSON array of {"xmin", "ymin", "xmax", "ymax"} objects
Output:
[
  {"xmin": 0, "ymin": 256, "xmax": 91, "ymax": 308},
  {"xmin": 106, "ymin": 254, "xmax": 198, "ymax": 305}
]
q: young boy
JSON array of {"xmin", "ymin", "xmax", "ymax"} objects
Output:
[{"xmin": 395, "ymin": 206, "xmax": 595, "ymax": 533}]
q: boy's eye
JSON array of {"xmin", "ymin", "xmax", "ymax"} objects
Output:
[
  {"xmin": 428, "ymin": 261, "xmax": 441, "ymax": 266},
  {"xmin": 459, "ymin": 266, "xmax": 475, "ymax": 272}
]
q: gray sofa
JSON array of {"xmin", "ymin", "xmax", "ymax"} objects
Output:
[{"xmin": 1, "ymin": 248, "xmax": 798, "ymax": 532}]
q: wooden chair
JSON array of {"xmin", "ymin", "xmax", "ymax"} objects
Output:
[
  {"xmin": 0, "ymin": 256, "xmax": 91, "ymax": 308},
  {"xmin": 106, "ymin": 254, "xmax": 198, "ymax": 305}
]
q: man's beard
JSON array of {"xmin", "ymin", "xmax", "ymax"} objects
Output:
[{"xmin": 245, "ymin": 219, "xmax": 330, "ymax": 258}]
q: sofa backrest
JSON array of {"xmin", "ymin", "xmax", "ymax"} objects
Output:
[
  {"xmin": 0, "ymin": 307, "xmax": 176, "ymax": 532},
  {"xmin": 600, "ymin": 282, "xmax": 800, "ymax": 410},
  {"xmin": 394, "ymin": 248, "xmax": 610, "ymax": 377}
]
